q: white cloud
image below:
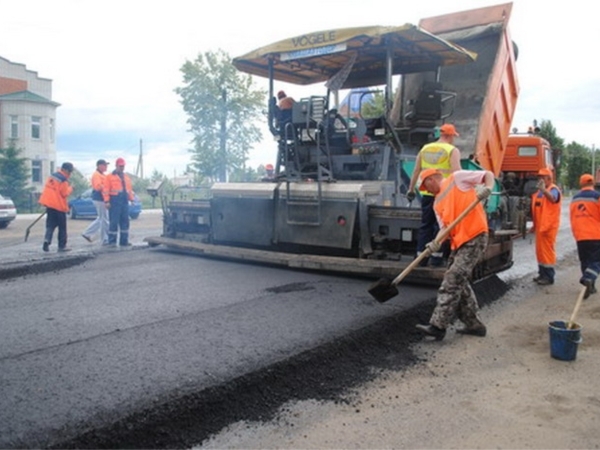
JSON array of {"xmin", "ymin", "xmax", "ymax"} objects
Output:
[{"xmin": 2, "ymin": 0, "xmax": 598, "ymax": 177}]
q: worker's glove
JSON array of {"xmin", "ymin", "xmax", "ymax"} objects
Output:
[
  {"xmin": 475, "ymin": 185, "xmax": 492, "ymax": 201},
  {"xmin": 425, "ymin": 240, "xmax": 441, "ymax": 254},
  {"xmin": 406, "ymin": 191, "xmax": 416, "ymax": 202},
  {"xmin": 537, "ymin": 179, "xmax": 545, "ymax": 191}
]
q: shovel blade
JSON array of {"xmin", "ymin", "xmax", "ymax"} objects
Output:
[{"xmin": 368, "ymin": 277, "xmax": 399, "ymax": 303}]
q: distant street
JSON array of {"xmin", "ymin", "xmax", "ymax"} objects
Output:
[{"xmin": 0, "ymin": 208, "xmax": 163, "ymax": 256}]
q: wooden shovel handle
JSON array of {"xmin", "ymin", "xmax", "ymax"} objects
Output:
[
  {"xmin": 391, "ymin": 197, "xmax": 482, "ymax": 286},
  {"xmin": 568, "ymin": 285, "xmax": 587, "ymax": 329}
]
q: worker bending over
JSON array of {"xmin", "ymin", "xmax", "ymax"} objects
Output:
[{"xmin": 415, "ymin": 167, "xmax": 494, "ymax": 340}]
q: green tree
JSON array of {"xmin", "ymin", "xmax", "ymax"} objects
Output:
[
  {"xmin": 229, "ymin": 165, "xmax": 259, "ymax": 182},
  {"xmin": 150, "ymin": 169, "xmax": 165, "ymax": 183},
  {"xmin": 536, "ymin": 119, "xmax": 565, "ymax": 180},
  {"xmin": 176, "ymin": 49, "xmax": 266, "ymax": 182},
  {"xmin": 0, "ymin": 143, "xmax": 32, "ymax": 209},
  {"xmin": 132, "ymin": 176, "xmax": 150, "ymax": 196},
  {"xmin": 69, "ymin": 170, "xmax": 90, "ymax": 198},
  {"xmin": 361, "ymin": 91, "xmax": 386, "ymax": 118},
  {"xmin": 563, "ymin": 142, "xmax": 591, "ymax": 190}
]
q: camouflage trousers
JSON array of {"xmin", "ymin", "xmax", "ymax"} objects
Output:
[{"xmin": 430, "ymin": 233, "xmax": 488, "ymax": 330}]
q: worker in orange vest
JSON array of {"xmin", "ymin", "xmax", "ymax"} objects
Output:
[
  {"xmin": 39, "ymin": 162, "xmax": 74, "ymax": 252},
  {"xmin": 102, "ymin": 157, "xmax": 135, "ymax": 247},
  {"xmin": 82, "ymin": 159, "xmax": 110, "ymax": 244},
  {"xmin": 569, "ymin": 173, "xmax": 600, "ymax": 298},
  {"xmin": 530, "ymin": 168, "xmax": 562, "ymax": 285},
  {"xmin": 407, "ymin": 123, "xmax": 462, "ymax": 267},
  {"xmin": 414, "ymin": 167, "xmax": 494, "ymax": 340}
]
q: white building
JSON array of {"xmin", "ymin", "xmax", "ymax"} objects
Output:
[{"xmin": 0, "ymin": 56, "xmax": 60, "ymax": 193}]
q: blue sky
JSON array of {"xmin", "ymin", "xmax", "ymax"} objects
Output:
[{"xmin": 2, "ymin": 0, "xmax": 598, "ymax": 178}]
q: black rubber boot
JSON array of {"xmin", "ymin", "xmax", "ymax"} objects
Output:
[{"xmin": 415, "ymin": 324, "xmax": 446, "ymax": 340}]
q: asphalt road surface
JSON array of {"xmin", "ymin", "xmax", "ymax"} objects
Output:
[
  {"xmin": 0, "ymin": 212, "xmax": 453, "ymax": 448},
  {"xmin": 0, "ymin": 202, "xmax": 575, "ymax": 448}
]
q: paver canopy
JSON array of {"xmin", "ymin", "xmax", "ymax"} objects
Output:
[{"xmin": 233, "ymin": 24, "xmax": 477, "ymax": 88}]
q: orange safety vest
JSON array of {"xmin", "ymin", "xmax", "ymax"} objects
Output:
[
  {"xmin": 570, "ymin": 186, "xmax": 600, "ymax": 241},
  {"xmin": 102, "ymin": 171, "xmax": 134, "ymax": 202},
  {"xmin": 90, "ymin": 170, "xmax": 106, "ymax": 201},
  {"xmin": 39, "ymin": 169, "xmax": 73, "ymax": 212},
  {"xmin": 531, "ymin": 183, "xmax": 561, "ymax": 233},
  {"xmin": 419, "ymin": 141, "xmax": 456, "ymax": 196},
  {"xmin": 434, "ymin": 172, "xmax": 489, "ymax": 250}
]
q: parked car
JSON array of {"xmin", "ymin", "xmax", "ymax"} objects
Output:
[
  {"xmin": 0, "ymin": 194, "xmax": 17, "ymax": 229},
  {"xmin": 68, "ymin": 189, "xmax": 142, "ymax": 220}
]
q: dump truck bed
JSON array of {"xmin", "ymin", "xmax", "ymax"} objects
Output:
[{"xmin": 400, "ymin": 3, "xmax": 519, "ymax": 177}]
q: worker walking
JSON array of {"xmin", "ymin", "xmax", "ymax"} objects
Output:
[
  {"xmin": 82, "ymin": 159, "xmax": 110, "ymax": 244},
  {"xmin": 530, "ymin": 168, "xmax": 561, "ymax": 285},
  {"xmin": 414, "ymin": 167, "xmax": 494, "ymax": 340},
  {"xmin": 103, "ymin": 157, "xmax": 135, "ymax": 247},
  {"xmin": 39, "ymin": 162, "xmax": 74, "ymax": 252},
  {"xmin": 569, "ymin": 173, "xmax": 600, "ymax": 298},
  {"xmin": 407, "ymin": 123, "xmax": 461, "ymax": 266}
]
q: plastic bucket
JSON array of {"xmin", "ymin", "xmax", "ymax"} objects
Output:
[{"xmin": 548, "ymin": 320, "xmax": 582, "ymax": 361}]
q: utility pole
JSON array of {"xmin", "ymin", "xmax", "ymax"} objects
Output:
[{"xmin": 136, "ymin": 138, "xmax": 143, "ymax": 179}]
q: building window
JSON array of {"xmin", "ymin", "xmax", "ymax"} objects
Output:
[
  {"xmin": 49, "ymin": 118, "xmax": 55, "ymax": 143},
  {"xmin": 32, "ymin": 160, "xmax": 42, "ymax": 183},
  {"xmin": 10, "ymin": 115, "xmax": 18, "ymax": 139},
  {"xmin": 50, "ymin": 161, "xmax": 55, "ymax": 174},
  {"xmin": 31, "ymin": 116, "xmax": 41, "ymax": 139}
]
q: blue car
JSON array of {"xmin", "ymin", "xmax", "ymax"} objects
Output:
[{"xmin": 69, "ymin": 188, "xmax": 142, "ymax": 220}]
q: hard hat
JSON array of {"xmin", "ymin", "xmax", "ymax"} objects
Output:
[
  {"xmin": 439, "ymin": 123, "xmax": 459, "ymax": 136},
  {"xmin": 266, "ymin": 164, "xmax": 274, "ymax": 170},
  {"xmin": 419, "ymin": 168, "xmax": 442, "ymax": 184},
  {"xmin": 537, "ymin": 168, "xmax": 552, "ymax": 177},
  {"xmin": 115, "ymin": 157, "xmax": 126, "ymax": 166},
  {"xmin": 580, "ymin": 174, "xmax": 594, "ymax": 185}
]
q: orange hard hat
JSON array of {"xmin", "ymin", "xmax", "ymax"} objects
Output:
[
  {"xmin": 537, "ymin": 168, "xmax": 552, "ymax": 177},
  {"xmin": 580, "ymin": 173, "xmax": 594, "ymax": 185},
  {"xmin": 439, "ymin": 123, "xmax": 459, "ymax": 136},
  {"xmin": 419, "ymin": 168, "xmax": 442, "ymax": 184}
]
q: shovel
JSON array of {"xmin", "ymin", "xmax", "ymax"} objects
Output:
[
  {"xmin": 368, "ymin": 196, "xmax": 483, "ymax": 303},
  {"xmin": 24, "ymin": 210, "xmax": 47, "ymax": 242},
  {"xmin": 567, "ymin": 285, "xmax": 587, "ymax": 330}
]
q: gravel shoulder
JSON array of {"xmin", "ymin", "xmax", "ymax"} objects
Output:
[{"xmin": 200, "ymin": 252, "xmax": 600, "ymax": 449}]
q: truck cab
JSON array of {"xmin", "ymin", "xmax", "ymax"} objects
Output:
[{"xmin": 502, "ymin": 133, "xmax": 555, "ymax": 195}]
